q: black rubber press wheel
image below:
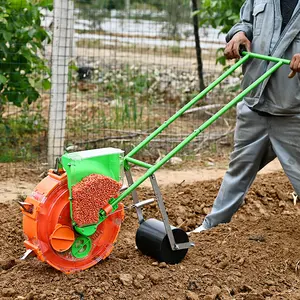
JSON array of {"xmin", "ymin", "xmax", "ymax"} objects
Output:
[{"xmin": 135, "ymin": 218, "xmax": 189, "ymax": 264}]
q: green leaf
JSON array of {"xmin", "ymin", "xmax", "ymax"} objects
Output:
[
  {"xmin": 3, "ymin": 31, "xmax": 11, "ymax": 42},
  {"xmin": 42, "ymin": 79, "xmax": 51, "ymax": 90},
  {"xmin": 39, "ymin": 0, "xmax": 53, "ymax": 9},
  {"xmin": 0, "ymin": 1, "xmax": 51, "ymax": 113},
  {"xmin": 0, "ymin": 74, "xmax": 7, "ymax": 84},
  {"xmin": 27, "ymin": 88, "xmax": 39, "ymax": 104}
]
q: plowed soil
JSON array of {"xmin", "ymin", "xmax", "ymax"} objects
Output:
[{"xmin": 1, "ymin": 171, "xmax": 300, "ymax": 300}]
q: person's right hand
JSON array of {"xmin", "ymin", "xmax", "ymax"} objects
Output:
[{"xmin": 224, "ymin": 31, "xmax": 251, "ymax": 59}]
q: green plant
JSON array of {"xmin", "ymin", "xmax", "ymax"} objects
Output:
[
  {"xmin": 0, "ymin": 0, "xmax": 52, "ymax": 121},
  {"xmin": 195, "ymin": 0, "xmax": 242, "ymax": 66},
  {"xmin": 0, "ymin": 103, "xmax": 46, "ymax": 162},
  {"xmin": 196, "ymin": 0, "xmax": 241, "ymax": 34},
  {"xmin": 170, "ymin": 45, "xmax": 181, "ymax": 55}
]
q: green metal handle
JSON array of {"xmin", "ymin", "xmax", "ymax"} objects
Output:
[{"xmin": 109, "ymin": 52, "xmax": 291, "ymax": 208}]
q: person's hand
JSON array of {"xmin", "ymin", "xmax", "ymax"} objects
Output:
[
  {"xmin": 288, "ymin": 53, "xmax": 300, "ymax": 78},
  {"xmin": 224, "ymin": 31, "xmax": 251, "ymax": 59}
]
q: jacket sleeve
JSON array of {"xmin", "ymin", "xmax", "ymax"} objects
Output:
[{"xmin": 226, "ymin": 0, "xmax": 254, "ymax": 42}]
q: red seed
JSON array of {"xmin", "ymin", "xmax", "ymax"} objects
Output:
[{"xmin": 72, "ymin": 174, "xmax": 122, "ymax": 226}]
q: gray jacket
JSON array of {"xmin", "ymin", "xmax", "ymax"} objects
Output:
[{"xmin": 226, "ymin": 0, "xmax": 300, "ymax": 115}]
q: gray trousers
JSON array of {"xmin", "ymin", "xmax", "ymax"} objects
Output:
[{"xmin": 202, "ymin": 101, "xmax": 300, "ymax": 229}]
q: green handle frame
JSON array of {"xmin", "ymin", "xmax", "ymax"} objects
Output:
[{"xmin": 105, "ymin": 52, "xmax": 291, "ymax": 213}]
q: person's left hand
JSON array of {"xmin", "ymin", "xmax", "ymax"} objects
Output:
[{"xmin": 289, "ymin": 53, "xmax": 300, "ymax": 78}]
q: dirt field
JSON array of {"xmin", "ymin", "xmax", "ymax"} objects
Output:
[{"xmin": 1, "ymin": 165, "xmax": 300, "ymax": 300}]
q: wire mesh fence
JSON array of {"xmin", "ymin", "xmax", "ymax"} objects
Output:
[{"xmin": 1, "ymin": 0, "xmax": 241, "ymax": 178}]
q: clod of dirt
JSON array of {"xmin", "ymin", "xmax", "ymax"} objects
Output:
[
  {"xmin": 237, "ymin": 257, "xmax": 245, "ymax": 265},
  {"xmin": 136, "ymin": 274, "xmax": 144, "ymax": 280},
  {"xmin": 119, "ymin": 273, "xmax": 133, "ymax": 286},
  {"xmin": 238, "ymin": 285, "xmax": 253, "ymax": 292},
  {"xmin": 218, "ymin": 259, "xmax": 229, "ymax": 269},
  {"xmin": 265, "ymin": 280, "xmax": 275, "ymax": 286},
  {"xmin": 205, "ymin": 285, "xmax": 221, "ymax": 299},
  {"xmin": 186, "ymin": 290, "xmax": 199, "ymax": 300},
  {"xmin": 262, "ymin": 289, "xmax": 273, "ymax": 297},
  {"xmin": 2, "ymin": 287, "xmax": 16, "ymax": 297},
  {"xmin": 149, "ymin": 273, "xmax": 162, "ymax": 285},
  {"xmin": 0, "ymin": 258, "xmax": 16, "ymax": 270},
  {"xmin": 276, "ymin": 189, "xmax": 288, "ymax": 201},
  {"xmin": 133, "ymin": 279, "xmax": 142, "ymax": 289},
  {"xmin": 25, "ymin": 291, "xmax": 34, "ymax": 300}
]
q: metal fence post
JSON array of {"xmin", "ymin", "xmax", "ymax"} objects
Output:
[{"xmin": 47, "ymin": 0, "xmax": 74, "ymax": 167}]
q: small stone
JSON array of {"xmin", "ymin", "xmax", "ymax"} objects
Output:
[
  {"xmin": 119, "ymin": 274, "xmax": 133, "ymax": 286},
  {"xmin": 152, "ymin": 262, "xmax": 159, "ymax": 266},
  {"xmin": 202, "ymin": 207, "xmax": 211, "ymax": 215},
  {"xmin": 159, "ymin": 262, "xmax": 167, "ymax": 268},
  {"xmin": 186, "ymin": 290, "xmax": 199, "ymax": 300},
  {"xmin": 170, "ymin": 157, "xmax": 183, "ymax": 165},
  {"xmin": 176, "ymin": 217, "xmax": 184, "ymax": 226},
  {"xmin": 94, "ymin": 288, "xmax": 103, "ymax": 295}
]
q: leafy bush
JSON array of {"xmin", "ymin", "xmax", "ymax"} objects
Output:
[
  {"xmin": 0, "ymin": 0, "xmax": 52, "ymax": 120},
  {"xmin": 196, "ymin": 0, "xmax": 241, "ymax": 34},
  {"xmin": 195, "ymin": 0, "xmax": 243, "ymax": 66}
]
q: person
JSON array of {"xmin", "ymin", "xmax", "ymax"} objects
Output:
[{"xmin": 190, "ymin": 0, "xmax": 300, "ymax": 233}]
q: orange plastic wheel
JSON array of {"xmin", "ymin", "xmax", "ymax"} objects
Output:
[{"xmin": 21, "ymin": 170, "xmax": 124, "ymax": 274}]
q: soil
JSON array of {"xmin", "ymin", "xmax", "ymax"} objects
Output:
[{"xmin": 1, "ymin": 165, "xmax": 300, "ymax": 299}]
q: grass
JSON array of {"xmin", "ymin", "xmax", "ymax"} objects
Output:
[
  {"xmin": 0, "ymin": 104, "xmax": 46, "ymax": 163},
  {"xmin": 68, "ymin": 65, "xmax": 157, "ymax": 137}
]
